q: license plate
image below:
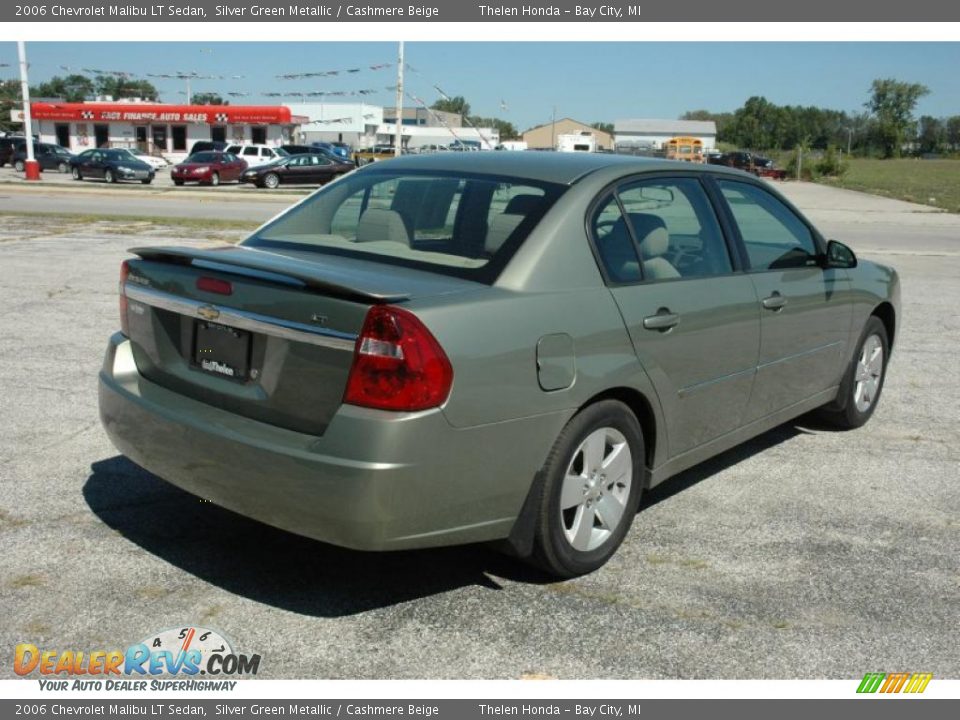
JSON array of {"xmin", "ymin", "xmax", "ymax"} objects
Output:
[{"xmin": 193, "ymin": 321, "xmax": 251, "ymax": 381}]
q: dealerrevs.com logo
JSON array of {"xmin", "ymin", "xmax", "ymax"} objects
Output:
[
  {"xmin": 857, "ymin": 672, "xmax": 933, "ymax": 694},
  {"xmin": 15, "ymin": 626, "xmax": 261, "ymax": 691}
]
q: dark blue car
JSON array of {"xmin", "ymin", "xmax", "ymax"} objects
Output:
[{"xmin": 70, "ymin": 148, "xmax": 155, "ymax": 184}]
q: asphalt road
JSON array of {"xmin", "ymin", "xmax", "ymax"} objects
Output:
[{"xmin": 0, "ymin": 183, "xmax": 957, "ymax": 679}]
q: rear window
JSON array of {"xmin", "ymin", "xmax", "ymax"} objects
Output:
[{"xmin": 243, "ymin": 170, "xmax": 565, "ymax": 282}]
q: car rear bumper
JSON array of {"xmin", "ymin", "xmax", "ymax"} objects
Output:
[{"xmin": 98, "ymin": 333, "xmax": 567, "ymax": 551}]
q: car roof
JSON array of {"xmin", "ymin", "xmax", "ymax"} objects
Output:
[{"xmin": 372, "ymin": 152, "xmax": 744, "ymax": 185}]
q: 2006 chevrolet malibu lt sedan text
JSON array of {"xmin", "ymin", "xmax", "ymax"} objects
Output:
[{"xmin": 98, "ymin": 153, "xmax": 899, "ymax": 577}]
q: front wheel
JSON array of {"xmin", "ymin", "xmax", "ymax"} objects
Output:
[
  {"xmin": 71, "ymin": 167, "xmax": 82, "ymax": 181},
  {"xmin": 105, "ymin": 169, "xmax": 116, "ymax": 183},
  {"xmin": 818, "ymin": 316, "xmax": 889, "ymax": 429},
  {"xmin": 141, "ymin": 179, "xmax": 152, "ymax": 185},
  {"xmin": 530, "ymin": 400, "xmax": 644, "ymax": 578},
  {"xmin": 210, "ymin": 172, "xmax": 220, "ymax": 187},
  {"xmin": 263, "ymin": 173, "xmax": 280, "ymax": 189},
  {"xmin": 173, "ymin": 179, "xmax": 184, "ymax": 186},
  {"xmin": 14, "ymin": 159, "xmax": 24, "ymax": 172}
]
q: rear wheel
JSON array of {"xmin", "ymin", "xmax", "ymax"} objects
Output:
[
  {"xmin": 819, "ymin": 316, "xmax": 889, "ymax": 429},
  {"xmin": 14, "ymin": 159, "xmax": 24, "ymax": 172},
  {"xmin": 57, "ymin": 161, "xmax": 68, "ymax": 173},
  {"xmin": 263, "ymin": 173, "xmax": 280, "ymax": 189},
  {"xmin": 105, "ymin": 169, "xmax": 116, "ymax": 183},
  {"xmin": 530, "ymin": 400, "xmax": 644, "ymax": 578},
  {"xmin": 141, "ymin": 179, "xmax": 152, "ymax": 185}
]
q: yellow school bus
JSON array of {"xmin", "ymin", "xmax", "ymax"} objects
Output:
[{"xmin": 664, "ymin": 136, "xmax": 705, "ymax": 163}]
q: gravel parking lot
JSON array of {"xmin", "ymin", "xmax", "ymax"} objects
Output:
[{"xmin": 0, "ymin": 181, "xmax": 957, "ymax": 679}]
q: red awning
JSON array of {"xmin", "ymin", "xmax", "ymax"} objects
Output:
[{"xmin": 30, "ymin": 102, "xmax": 293, "ymax": 125}]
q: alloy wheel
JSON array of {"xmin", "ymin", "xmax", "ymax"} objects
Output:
[
  {"xmin": 853, "ymin": 334, "xmax": 884, "ymax": 413},
  {"xmin": 559, "ymin": 427, "xmax": 633, "ymax": 552}
]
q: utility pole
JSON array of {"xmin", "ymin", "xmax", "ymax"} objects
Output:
[
  {"xmin": 847, "ymin": 127, "xmax": 853, "ymax": 156},
  {"xmin": 17, "ymin": 41, "xmax": 39, "ymax": 181},
  {"xmin": 551, "ymin": 106, "xmax": 557, "ymax": 150},
  {"xmin": 394, "ymin": 41, "xmax": 404, "ymax": 157}
]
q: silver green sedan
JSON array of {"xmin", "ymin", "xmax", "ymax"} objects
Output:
[{"xmin": 98, "ymin": 153, "xmax": 899, "ymax": 577}]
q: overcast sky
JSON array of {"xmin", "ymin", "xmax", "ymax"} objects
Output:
[{"xmin": 3, "ymin": 42, "xmax": 957, "ymax": 130}]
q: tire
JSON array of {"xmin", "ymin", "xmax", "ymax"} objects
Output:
[
  {"xmin": 57, "ymin": 161, "xmax": 68, "ymax": 173},
  {"xmin": 105, "ymin": 169, "xmax": 116, "ymax": 183},
  {"xmin": 71, "ymin": 167, "xmax": 82, "ymax": 181},
  {"xmin": 141, "ymin": 179, "xmax": 152, "ymax": 185},
  {"xmin": 210, "ymin": 172, "xmax": 220, "ymax": 187},
  {"xmin": 529, "ymin": 400, "xmax": 645, "ymax": 578},
  {"xmin": 263, "ymin": 173, "xmax": 280, "ymax": 189},
  {"xmin": 14, "ymin": 159, "xmax": 24, "ymax": 172},
  {"xmin": 818, "ymin": 316, "xmax": 889, "ymax": 429},
  {"xmin": 173, "ymin": 179, "xmax": 184, "ymax": 186}
]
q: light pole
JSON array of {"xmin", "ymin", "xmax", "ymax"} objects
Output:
[
  {"xmin": 17, "ymin": 41, "xmax": 40, "ymax": 181},
  {"xmin": 394, "ymin": 41, "xmax": 404, "ymax": 157}
]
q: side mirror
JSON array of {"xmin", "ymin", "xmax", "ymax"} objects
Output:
[{"xmin": 824, "ymin": 239, "xmax": 857, "ymax": 269}]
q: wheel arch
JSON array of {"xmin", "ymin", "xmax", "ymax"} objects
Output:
[
  {"xmin": 872, "ymin": 301, "xmax": 896, "ymax": 351},
  {"xmin": 504, "ymin": 386, "xmax": 661, "ymax": 559}
]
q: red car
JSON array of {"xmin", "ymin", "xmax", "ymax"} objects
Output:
[{"xmin": 170, "ymin": 151, "xmax": 247, "ymax": 186}]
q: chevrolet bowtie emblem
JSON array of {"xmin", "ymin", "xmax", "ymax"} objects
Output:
[{"xmin": 197, "ymin": 305, "xmax": 220, "ymax": 321}]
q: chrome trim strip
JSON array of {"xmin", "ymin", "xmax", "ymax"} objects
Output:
[
  {"xmin": 124, "ymin": 284, "xmax": 357, "ymax": 352},
  {"xmin": 678, "ymin": 367, "xmax": 756, "ymax": 397},
  {"xmin": 757, "ymin": 341, "xmax": 844, "ymax": 370}
]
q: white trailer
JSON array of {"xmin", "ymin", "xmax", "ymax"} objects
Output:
[{"xmin": 556, "ymin": 132, "xmax": 597, "ymax": 153}]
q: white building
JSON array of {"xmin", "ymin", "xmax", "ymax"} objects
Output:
[
  {"xmin": 614, "ymin": 119, "xmax": 717, "ymax": 151},
  {"xmin": 377, "ymin": 123, "xmax": 500, "ymax": 151},
  {"xmin": 287, "ymin": 103, "xmax": 384, "ymax": 147}
]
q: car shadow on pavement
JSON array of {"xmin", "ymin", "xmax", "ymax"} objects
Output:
[
  {"xmin": 83, "ymin": 455, "xmax": 532, "ymax": 617},
  {"xmin": 84, "ymin": 417, "xmax": 821, "ymax": 615}
]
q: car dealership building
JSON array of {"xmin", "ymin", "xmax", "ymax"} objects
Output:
[{"xmin": 27, "ymin": 100, "xmax": 306, "ymax": 162}]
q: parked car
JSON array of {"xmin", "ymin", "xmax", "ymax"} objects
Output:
[
  {"xmin": 310, "ymin": 141, "xmax": 351, "ymax": 160},
  {"xmin": 279, "ymin": 144, "xmax": 315, "ymax": 155},
  {"xmin": 224, "ymin": 143, "xmax": 287, "ymax": 168},
  {"xmin": 0, "ymin": 135, "xmax": 28, "ymax": 166},
  {"xmin": 99, "ymin": 153, "xmax": 899, "ymax": 577},
  {"xmin": 122, "ymin": 148, "xmax": 169, "ymax": 170},
  {"xmin": 189, "ymin": 140, "xmax": 228, "ymax": 155},
  {"xmin": 171, "ymin": 152, "xmax": 247, "ymax": 186},
  {"xmin": 240, "ymin": 152, "xmax": 353, "ymax": 188},
  {"xmin": 11, "ymin": 142, "xmax": 75, "ymax": 173},
  {"xmin": 70, "ymin": 148, "xmax": 155, "ymax": 184}
]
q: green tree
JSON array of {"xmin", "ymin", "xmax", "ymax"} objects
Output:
[
  {"xmin": 32, "ymin": 74, "xmax": 95, "ymax": 102},
  {"xmin": 431, "ymin": 95, "xmax": 470, "ymax": 118},
  {"xmin": 591, "ymin": 121, "xmax": 614, "ymax": 135},
  {"xmin": 0, "ymin": 79, "xmax": 22, "ymax": 134},
  {"xmin": 94, "ymin": 76, "xmax": 159, "ymax": 101},
  {"xmin": 946, "ymin": 115, "xmax": 960, "ymax": 151},
  {"xmin": 917, "ymin": 116, "xmax": 945, "ymax": 154},
  {"xmin": 191, "ymin": 93, "xmax": 227, "ymax": 105},
  {"xmin": 865, "ymin": 78, "xmax": 930, "ymax": 158},
  {"xmin": 469, "ymin": 116, "xmax": 518, "ymax": 141}
]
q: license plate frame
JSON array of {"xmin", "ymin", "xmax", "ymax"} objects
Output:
[{"xmin": 193, "ymin": 321, "xmax": 251, "ymax": 382}]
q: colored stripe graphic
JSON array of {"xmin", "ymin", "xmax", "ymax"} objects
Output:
[
  {"xmin": 857, "ymin": 672, "xmax": 932, "ymax": 694},
  {"xmin": 857, "ymin": 673, "xmax": 886, "ymax": 693}
]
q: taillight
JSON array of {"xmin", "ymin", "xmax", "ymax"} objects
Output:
[
  {"xmin": 197, "ymin": 276, "xmax": 233, "ymax": 295},
  {"xmin": 344, "ymin": 305, "xmax": 453, "ymax": 411},
  {"xmin": 119, "ymin": 260, "xmax": 130, "ymax": 336}
]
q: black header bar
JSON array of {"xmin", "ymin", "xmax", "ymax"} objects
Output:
[{"xmin": 4, "ymin": 0, "xmax": 959, "ymax": 22}]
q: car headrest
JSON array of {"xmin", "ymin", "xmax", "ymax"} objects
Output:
[
  {"xmin": 503, "ymin": 194, "xmax": 542, "ymax": 215},
  {"xmin": 355, "ymin": 209, "xmax": 411, "ymax": 246},
  {"xmin": 626, "ymin": 213, "xmax": 669, "ymax": 259}
]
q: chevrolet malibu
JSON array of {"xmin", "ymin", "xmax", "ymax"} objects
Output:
[{"xmin": 98, "ymin": 153, "xmax": 899, "ymax": 577}]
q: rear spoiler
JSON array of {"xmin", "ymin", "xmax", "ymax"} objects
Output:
[{"xmin": 129, "ymin": 245, "xmax": 410, "ymax": 304}]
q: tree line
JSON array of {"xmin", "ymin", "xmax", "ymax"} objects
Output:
[{"xmin": 683, "ymin": 79, "xmax": 957, "ymax": 157}]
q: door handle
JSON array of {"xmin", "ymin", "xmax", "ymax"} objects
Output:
[
  {"xmin": 643, "ymin": 308, "xmax": 680, "ymax": 331},
  {"xmin": 761, "ymin": 292, "xmax": 788, "ymax": 311}
]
